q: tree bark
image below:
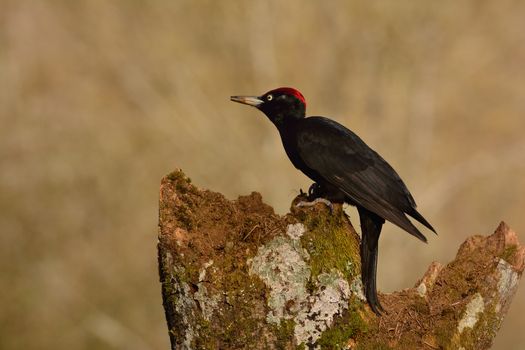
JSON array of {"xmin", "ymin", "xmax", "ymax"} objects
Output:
[{"xmin": 158, "ymin": 169, "xmax": 524, "ymax": 350}]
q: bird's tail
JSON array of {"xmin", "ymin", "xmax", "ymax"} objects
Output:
[
  {"xmin": 407, "ymin": 208, "xmax": 436, "ymax": 234},
  {"xmin": 387, "ymin": 209, "xmax": 428, "ymax": 243},
  {"xmin": 358, "ymin": 206, "xmax": 385, "ymax": 315}
]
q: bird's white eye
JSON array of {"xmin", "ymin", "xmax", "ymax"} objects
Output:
[{"xmin": 266, "ymin": 94, "xmax": 273, "ymax": 101}]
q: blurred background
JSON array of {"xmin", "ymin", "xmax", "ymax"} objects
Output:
[{"xmin": 1, "ymin": 0, "xmax": 524, "ymax": 349}]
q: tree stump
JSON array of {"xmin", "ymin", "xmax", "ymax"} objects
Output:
[{"xmin": 158, "ymin": 169, "xmax": 524, "ymax": 349}]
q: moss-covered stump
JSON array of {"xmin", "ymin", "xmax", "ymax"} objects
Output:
[
  {"xmin": 362, "ymin": 221, "xmax": 525, "ymax": 350},
  {"xmin": 158, "ymin": 169, "xmax": 524, "ymax": 350}
]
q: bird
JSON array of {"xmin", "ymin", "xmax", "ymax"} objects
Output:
[{"xmin": 230, "ymin": 87, "xmax": 436, "ymax": 315}]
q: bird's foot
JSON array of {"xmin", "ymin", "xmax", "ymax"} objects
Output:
[
  {"xmin": 366, "ymin": 293, "xmax": 386, "ymax": 316},
  {"xmin": 307, "ymin": 183, "xmax": 324, "ymax": 201},
  {"xmin": 363, "ymin": 275, "xmax": 387, "ymax": 316},
  {"xmin": 296, "ymin": 197, "xmax": 334, "ymax": 212}
]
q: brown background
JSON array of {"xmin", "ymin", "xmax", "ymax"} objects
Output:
[{"xmin": 1, "ymin": 1, "xmax": 524, "ymax": 349}]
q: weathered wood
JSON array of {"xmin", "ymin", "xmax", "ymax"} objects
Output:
[{"xmin": 158, "ymin": 169, "xmax": 524, "ymax": 349}]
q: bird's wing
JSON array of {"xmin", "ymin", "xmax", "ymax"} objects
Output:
[{"xmin": 296, "ymin": 117, "xmax": 427, "ymax": 241}]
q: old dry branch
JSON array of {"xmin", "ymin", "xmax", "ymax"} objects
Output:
[{"xmin": 158, "ymin": 169, "xmax": 524, "ymax": 350}]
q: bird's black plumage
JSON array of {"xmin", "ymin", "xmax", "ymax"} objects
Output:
[{"xmin": 231, "ymin": 87, "xmax": 436, "ymax": 315}]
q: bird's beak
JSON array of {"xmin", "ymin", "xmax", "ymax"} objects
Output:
[{"xmin": 230, "ymin": 95, "xmax": 263, "ymax": 108}]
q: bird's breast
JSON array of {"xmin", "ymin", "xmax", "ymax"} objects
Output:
[{"xmin": 278, "ymin": 129, "xmax": 321, "ymax": 182}]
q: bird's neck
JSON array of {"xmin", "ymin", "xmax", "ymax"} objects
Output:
[
  {"xmin": 274, "ymin": 117, "xmax": 300, "ymax": 138},
  {"xmin": 265, "ymin": 107, "xmax": 305, "ymax": 128},
  {"xmin": 270, "ymin": 112, "xmax": 302, "ymax": 130},
  {"xmin": 275, "ymin": 118, "xmax": 305, "ymax": 170}
]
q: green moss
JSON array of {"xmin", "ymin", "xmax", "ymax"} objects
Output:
[
  {"xmin": 300, "ymin": 210, "xmax": 360, "ymax": 285},
  {"xmin": 457, "ymin": 302, "xmax": 499, "ymax": 349},
  {"xmin": 434, "ymin": 322, "xmax": 455, "ymax": 349},
  {"xmin": 438, "ymin": 262, "xmax": 473, "ymax": 303},
  {"xmin": 189, "ymin": 271, "xmax": 269, "ymax": 348},
  {"xmin": 317, "ymin": 323, "xmax": 354, "ymax": 349},
  {"xmin": 317, "ymin": 298, "xmax": 368, "ymax": 349},
  {"xmin": 434, "ymin": 300, "xmax": 501, "ymax": 350},
  {"xmin": 193, "ymin": 319, "xmax": 214, "ymax": 350},
  {"xmin": 296, "ymin": 210, "xmax": 367, "ymax": 349},
  {"xmin": 501, "ymin": 244, "xmax": 518, "ymax": 264},
  {"xmin": 174, "ymin": 204, "xmax": 195, "ymax": 230},
  {"xmin": 166, "ymin": 170, "xmax": 191, "ymax": 183},
  {"xmin": 166, "ymin": 170, "xmax": 194, "ymax": 194},
  {"xmin": 185, "ymin": 261, "xmax": 201, "ymax": 283},
  {"xmin": 194, "ymin": 246, "xmax": 272, "ymax": 349},
  {"xmin": 296, "ymin": 343, "xmax": 306, "ymax": 350},
  {"xmin": 273, "ymin": 319, "xmax": 296, "ymax": 349}
]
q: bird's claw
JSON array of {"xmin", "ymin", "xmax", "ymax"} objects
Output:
[
  {"xmin": 368, "ymin": 298, "xmax": 386, "ymax": 316},
  {"xmin": 296, "ymin": 197, "xmax": 334, "ymax": 212}
]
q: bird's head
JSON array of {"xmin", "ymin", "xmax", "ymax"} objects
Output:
[{"xmin": 231, "ymin": 87, "xmax": 306, "ymax": 126}]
